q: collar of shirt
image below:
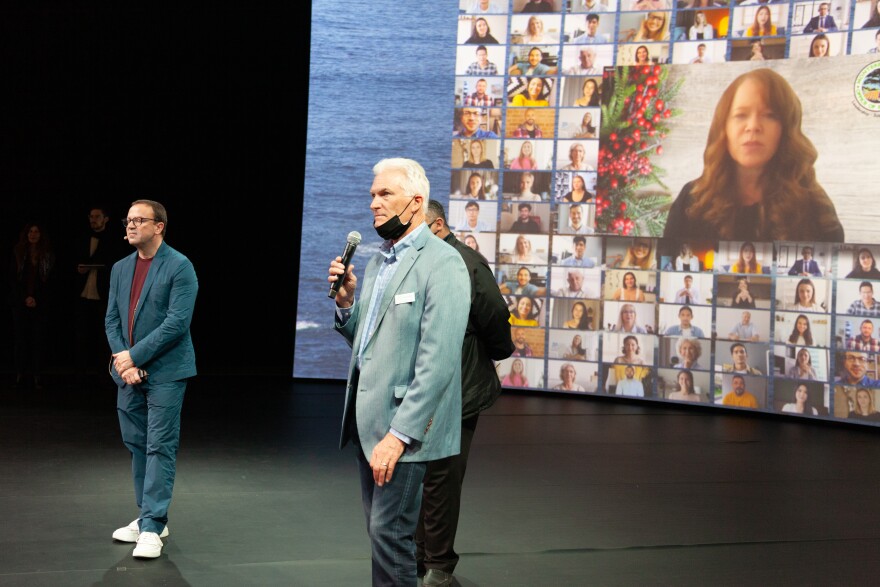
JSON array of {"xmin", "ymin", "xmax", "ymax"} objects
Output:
[{"xmin": 378, "ymin": 222, "xmax": 425, "ymax": 263}]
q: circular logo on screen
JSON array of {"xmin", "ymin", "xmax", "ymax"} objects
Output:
[{"xmin": 854, "ymin": 61, "xmax": 880, "ymax": 113}]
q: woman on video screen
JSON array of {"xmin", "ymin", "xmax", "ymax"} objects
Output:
[
  {"xmin": 846, "ymin": 248, "xmax": 880, "ymax": 279},
  {"xmin": 664, "ymin": 69, "xmax": 843, "ymax": 242},
  {"xmin": 463, "ymin": 140, "xmax": 494, "ymax": 169},
  {"xmin": 501, "ymin": 358, "xmax": 529, "ymax": 387},
  {"xmin": 574, "ymin": 78, "xmax": 600, "ymax": 107}
]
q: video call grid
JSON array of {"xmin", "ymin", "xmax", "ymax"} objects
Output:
[
  {"xmin": 497, "ymin": 239, "xmax": 880, "ymax": 418},
  {"xmin": 452, "ymin": 0, "xmax": 880, "ymax": 424}
]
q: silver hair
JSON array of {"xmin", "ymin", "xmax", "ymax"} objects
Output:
[{"xmin": 372, "ymin": 158, "xmax": 431, "ymax": 212}]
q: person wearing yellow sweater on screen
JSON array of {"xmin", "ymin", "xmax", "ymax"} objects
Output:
[{"xmin": 722, "ymin": 374, "xmax": 759, "ymax": 408}]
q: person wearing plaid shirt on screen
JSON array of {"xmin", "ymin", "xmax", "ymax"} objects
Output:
[
  {"xmin": 511, "ymin": 108, "xmax": 544, "ymax": 138},
  {"xmin": 465, "ymin": 45, "xmax": 498, "ymax": 75},
  {"xmin": 848, "ymin": 320, "xmax": 880, "ymax": 353},
  {"xmin": 847, "ymin": 282, "xmax": 880, "ymax": 317}
]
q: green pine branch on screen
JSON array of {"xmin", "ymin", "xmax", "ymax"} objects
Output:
[{"xmin": 596, "ymin": 65, "xmax": 684, "ymax": 236}]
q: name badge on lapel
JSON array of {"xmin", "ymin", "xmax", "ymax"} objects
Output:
[{"xmin": 395, "ymin": 292, "xmax": 415, "ymax": 305}]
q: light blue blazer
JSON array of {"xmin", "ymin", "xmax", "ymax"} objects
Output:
[
  {"xmin": 335, "ymin": 227, "xmax": 471, "ymax": 462},
  {"xmin": 105, "ymin": 241, "xmax": 198, "ymax": 386}
]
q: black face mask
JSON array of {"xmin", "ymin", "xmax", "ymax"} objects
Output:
[{"xmin": 375, "ymin": 196, "xmax": 416, "ymax": 241}]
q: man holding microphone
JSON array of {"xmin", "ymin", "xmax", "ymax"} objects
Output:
[{"xmin": 328, "ymin": 158, "xmax": 470, "ymax": 586}]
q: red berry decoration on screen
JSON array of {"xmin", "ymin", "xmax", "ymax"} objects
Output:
[{"xmin": 595, "ymin": 65, "xmax": 682, "ymax": 236}]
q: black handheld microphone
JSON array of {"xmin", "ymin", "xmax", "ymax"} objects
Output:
[{"xmin": 329, "ymin": 231, "xmax": 362, "ymax": 298}]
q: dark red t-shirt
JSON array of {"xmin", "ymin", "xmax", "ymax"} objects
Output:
[{"xmin": 128, "ymin": 256, "xmax": 153, "ymax": 344}]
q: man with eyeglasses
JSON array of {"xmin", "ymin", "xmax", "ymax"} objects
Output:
[
  {"xmin": 835, "ymin": 352, "xmax": 880, "ymax": 387},
  {"xmin": 453, "ymin": 107, "xmax": 498, "ymax": 139},
  {"xmin": 105, "ymin": 200, "xmax": 198, "ymax": 559}
]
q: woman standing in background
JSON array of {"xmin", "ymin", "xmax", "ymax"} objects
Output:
[{"xmin": 9, "ymin": 223, "xmax": 55, "ymax": 389}]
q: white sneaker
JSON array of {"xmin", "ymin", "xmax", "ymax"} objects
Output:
[
  {"xmin": 112, "ymin": 519, "xmax": 170, "ymax": 543},
  {"xmin": 132, "ymin": 531, "xmax": 163, "ymax": 559}
]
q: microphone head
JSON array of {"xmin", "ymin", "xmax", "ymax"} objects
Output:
[{"xmin": 347, "ymin": 231, "xmax": 362, "ymax": 246}]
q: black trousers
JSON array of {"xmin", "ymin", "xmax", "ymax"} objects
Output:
[
  {"xmin": 12, "ymin": 307, "xmax": 49, "ymax": 376},
  {"xmin": 75, "ymin": 298, "xmax": 109, "ymax": 375},
  {"xmin": 415, "ymin": 413, "xmax": 479, "ymax": 574}
]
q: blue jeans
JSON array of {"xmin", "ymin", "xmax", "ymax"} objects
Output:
[
  {"xmin": 356, "ymin": 448, "xmax": 426, "ymax": 587},
  {"xmin": 117, "ymin": 379, "xmax": 186, "ymax": 534}
]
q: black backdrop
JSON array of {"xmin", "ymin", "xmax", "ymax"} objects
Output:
[{"xmin": 1, "ymin": 6, "xmax": 309, "ymax": 377}]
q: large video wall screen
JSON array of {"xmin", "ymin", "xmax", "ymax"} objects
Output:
[
  {"xmin": 297, "ymin": 0, "xmax": 880, "ymax": 427},
  {"xmin": 449, "ymin": 0, "xmax": 880, "ymax": 426}
]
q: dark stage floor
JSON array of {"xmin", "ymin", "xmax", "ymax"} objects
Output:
[{"xmin": 1, "ymin": 375, "xmax": 879, "ymax": 586}]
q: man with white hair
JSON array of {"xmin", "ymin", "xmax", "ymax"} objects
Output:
[
  {"xmin": 328, "ymin": 158, "xmax": 471, "ymax": 586},
  {"xmin": 555, "ymin": 269, "xmax": 588, "ymax": 297},
  {"xmin": 566, "ymin": 46, "xmax": 602, "ymax": 75}
]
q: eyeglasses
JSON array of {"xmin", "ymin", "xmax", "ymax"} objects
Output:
[
  {"xmin": 122, "ymin": 217, "xmax": 157, "ymax": 228},
  {"xmin": 647, "ymin": 15, "xmax": 664, "ymax": 22},
  {"xmin": 846, "ymin": 356, "xmax": 869, "ymax": 364}
]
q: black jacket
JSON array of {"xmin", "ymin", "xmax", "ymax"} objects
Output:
[
  {"xmin": 76, "ymin": 229, "xmax": 129, "ymax": 302},
  {"xmin": 443, "ymin": 233, "xmax": 514, "ymax": 418}
]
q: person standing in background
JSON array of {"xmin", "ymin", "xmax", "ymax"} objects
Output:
[
  {"xmin": 9, "ymin": 222, "xmax": 55, "ymax": 389},
  {"xmin": 418, "ymin": 200, "xmax": 513, "ymax": 586},
  {"xmin": 76, "ymin": 206, "xmax": 126, "ymax": 385}
]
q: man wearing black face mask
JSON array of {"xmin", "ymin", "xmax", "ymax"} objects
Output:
[{"xmin": 327, "ymin": 158, "xmax": 471, "ymax": 586}]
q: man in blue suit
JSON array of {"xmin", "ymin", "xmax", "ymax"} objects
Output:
[
  {"xmin": 105, "ymin": 200, "xmax": 198, "ymax": 559},
  {"xmin": 804, "ymin": 3, "xmax": 838, "ymax": 33},
  {"xmin": 329, "ymin": 158, "xmax": 470, "ymax": 586},
  {"xmin": 788, "ymin": 246, "xmax": 822, "ymax": 276}
]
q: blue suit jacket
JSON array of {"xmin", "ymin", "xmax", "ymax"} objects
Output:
[
  {"xmin": 804, "ymin": 15, "xmax": 837, "ymax": 33},
  {"xmin": 105, "ymin": 241, "xmax": 198, "ymax": 385},
  {"xmin": 335, "ymin": 226, "xmax": 471, "ymax": 462},
  {"xmin": 788, "ymin": 259, "xmax": 821, "ymax": 276}
]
